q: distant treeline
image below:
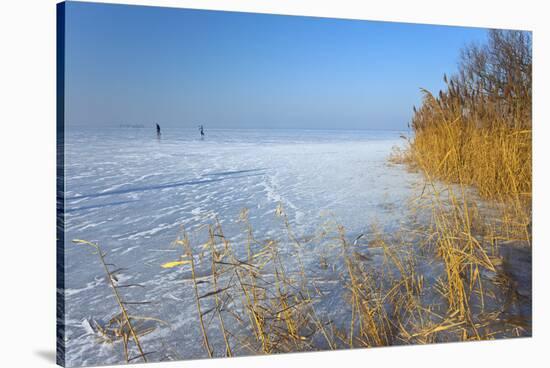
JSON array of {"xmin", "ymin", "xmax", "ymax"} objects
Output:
[{"xmin": 119, "ymin": 124, "xmax": 146, "ymax": 128}]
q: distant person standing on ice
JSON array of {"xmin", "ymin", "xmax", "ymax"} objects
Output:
[
  {"xmin": 156, "ymin": 123, "xmax": 161, "ymax": 138},
  {"xmin": 199, "ymin": 124, "xmax": 205, "ymax": 140}
]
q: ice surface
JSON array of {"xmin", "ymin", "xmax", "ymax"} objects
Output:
[{"xmin": 61, "ymin": 127, "xmax": 419, "ymax": 366}]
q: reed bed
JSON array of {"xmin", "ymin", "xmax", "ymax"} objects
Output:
[
  {"xmin": 74, "ymin": 188, "xmax": 530, "ymax": 362},
  {"xmin": 72, "ymin": 29, "xmax": 531, "ymax": 364},
  {"xmin": 161, "ymin": 208, "xmax": 333, "ymax": 356},
  {"xmin": 404, "ymin": 30, "xmax": 532, "ymax": 242},
  {"xmin": 154, "ymin": 29, "xmax": 531, "ymax": 355},
  {"xmin": 155, "ymin": 198, "xmax": 528, "ymax": 357}
]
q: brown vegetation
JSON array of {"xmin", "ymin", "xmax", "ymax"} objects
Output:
[
  {"xmin": 72, "ymin": 29, "xmax": 532, "ymax": 363},
  {"xmin": 406, "ymin": 30, "xmax": 532, "ymax": 235}
]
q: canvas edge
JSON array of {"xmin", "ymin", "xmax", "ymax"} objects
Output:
[{"xmin": 56, "ymin": 2, "xmax": 66, "ymax": 367}]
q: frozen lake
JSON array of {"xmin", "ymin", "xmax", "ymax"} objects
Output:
[{"xmin": 61, "ymin": 127, "xmax": 419, "ymax": 366}]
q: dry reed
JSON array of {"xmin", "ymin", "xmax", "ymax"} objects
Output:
[{"xmin": 71, "ymin": 29, "xmax": 531, "ymax": 364}]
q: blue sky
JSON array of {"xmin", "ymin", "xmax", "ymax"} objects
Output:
[{"xmin": 64, "ymin": 1, "xmax": 489, "ymax": 130}]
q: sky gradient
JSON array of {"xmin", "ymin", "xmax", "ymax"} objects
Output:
[{"xmin": 64, "ymin": 1, "xmax": 489, "ymax": 130}]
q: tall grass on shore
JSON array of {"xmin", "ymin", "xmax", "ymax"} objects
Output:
[
  {"xmin": 74, "ymin": 191, "xmax": 529, "ymax": 363},
  {"xmin": 161, "ymin": 208, "xmax": 330, "ymax": 357},
  {"xmin": 403, "ymin": 30, "xmax": 532, "ymax": 241},
  {"xmin": 69, "ymin": 29, "xmax": 531, "ymax": 364},
  {"xmin": 157, "ymin": 201, "xmax": 527, "ymax": 357}
]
